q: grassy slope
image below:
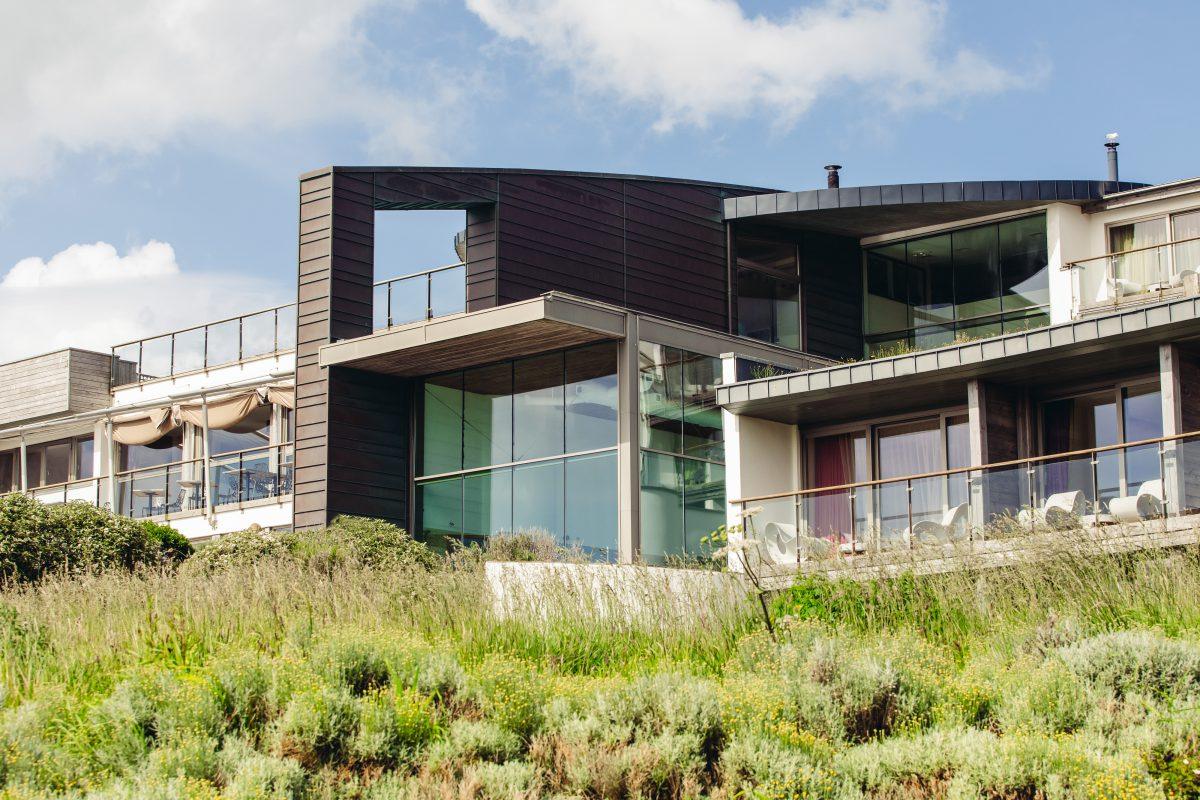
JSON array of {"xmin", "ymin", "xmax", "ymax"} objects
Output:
[{"xmin": 1, "ymin": 544, "xmax": 1200, "ymax": 798}]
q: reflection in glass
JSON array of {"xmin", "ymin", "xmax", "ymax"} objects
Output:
[
  {"xmin": 736, "ymin": 269, "xmax": 800, "ymax": 349},
  {"xmin": 173, "ymin": 327, "xmax": 206, "ymax": 374},
  {"xmin": 1123, "ymin": 385, "xmax": 1163, "ymax": 491},
  {"xmin": 565, "ymin": 343, "xmax": 618, "ymax": 452},
  {"xmin": 513, "ymin": 460, "xmax": 564, "ymax": 538},
  {"xmin": 419, "ymin": 477, "xmax": 463, "ymax": 545},
  {"xmin": 513, "ymin": 353, "xmax": 564, "ymax": 461},
  {"xmin": 463, "ymin": 363, "xmax": 512, "ymax": 469},
  {"xmin": 682, "ymin": 353, "xmax": 723, "ymax": 461},
  {"xmin": 946, "ymin": 415, "xmax": 970, "ymax": 508},
  {"xmin": 639, "ymin": 343, "xmax": 682, "ymax": 452},
  {"xmin": 464, "ymin": 468, "xmax": 512, "ymax": 541},
  {"xmin": 999, "ymin": 215, "xmax": 1049, "ymax": 310},
  {"xmin": 953, "ymin": 225, "xmax": 1001, "ymax": 321},
  {"xmin": 683, "ymin": 460, "xmax": 725, "ymax": 555},
  {"xmin": 907, "ymin": 234, "xmax": 953, "ymax": 328},
  {"xmin": 566, "ymin": 452, "xmax": 617, "ymax": 561},
  {"xmin": 421, "ymin": 373, "xmax": 463, "ymax": 475},
  {"xmin": 389, "ymin": 275, "xmax": 427, "ymax": 327},
  {"xmin": 865, "ymin": 244, "xmax": 910, "ymax": 336},
  {"xmin": 639, "ymin": 450, "xmax": 683, "ymax": 563}
]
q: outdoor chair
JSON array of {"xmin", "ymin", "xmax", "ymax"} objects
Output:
[
  {"xmin": 904, "ymin": 502, "xmax": 970, "ymax": 546},
  {"xmin": 1108, "ymin": 479, "xmax": 1164, "ymax": 523},
  {"xmin": 1017, "ymin": 490, "xmax": 1088, "ymax": 528}
]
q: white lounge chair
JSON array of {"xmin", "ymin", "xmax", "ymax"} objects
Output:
[
  {"xmin": 1018, "ymin": 490, "xmax": 1088, "ymax": 528},
  {"xmin": 1108, "ymin": 480, "xmax": 1164, "ymax": 523},
  {"xmin": 904, "ymin": 503, "xmax": 970, "ymax": 546},
  {"xmin": 762, "ymin": 522, "xmax": 834, "ymax": 564}
]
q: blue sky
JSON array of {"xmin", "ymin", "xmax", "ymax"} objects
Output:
[{"xmin": 0, "ymin": 0, "xmax": 1197, "ymax": 361}]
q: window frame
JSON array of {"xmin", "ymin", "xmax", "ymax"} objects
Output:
[
  {"xmin": 1103, "ymin": 205, "xmax": 1200, "ymax": 278},
  {"xmin": 23, "ymin": 435, "xmax": 96, "ymax": 489},
  {"xmin": 733, "ymin": 234, "xmax": 804, "ymax": 351}
]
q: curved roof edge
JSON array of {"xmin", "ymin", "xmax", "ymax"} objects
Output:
[
  {"xmin": 723, "ymin": 179, "xmax": 1149, "ymax": 221},
  {"xmin": 300, "ymin": 165, "xmax": 777, "ymax": 195}
]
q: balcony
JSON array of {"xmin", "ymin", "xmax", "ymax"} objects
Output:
[
  {"xmin": 20, "ymin": 443, "xmax": 293, "ymax": 521},
  {"xmin": 733, "ymin": 432, "xmax": 1200, "ymax": 570},
  {"xmin": 1067, "ymin": 236, "xmax": 1200, "ymax": 316},
  {"xmin": 372, "ymin": 263, "xmax": 466, "ymax": 331},
  {"xmin": 111, "ymin": 304, "xmax": 297, "ymax": 387}
]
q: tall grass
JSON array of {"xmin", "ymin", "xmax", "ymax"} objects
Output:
[{"xmin": 1, "ymin": 533, "xmax": 1200, "ymax": 798}]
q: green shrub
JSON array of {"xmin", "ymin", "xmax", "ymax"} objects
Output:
[
  {"xmin": 0, "ymin": 495, "xmax": 185, "ymax": 584},
  {"xmin": 220, "ymin": 739, "xmax": 306, "ymax": 800},
  {"xmin": 482, "ymin": 530, "xmax": 566, "ymax": 563},
  {"xmin": 474, "ymin": 655, "xmax": 545, "ymax": 739},
  {"xmin": 426, "ymin": 720, "xmax": 522, "ymax": 769},
  {"xmin": 272, "ymin": 684, "xmax": 360, "ymax": 766},
  {"xmin": 185, "ymin": 528, "xmax": 290, "ymax": 573},
  {"xmin": 349, "ymin": 689, "xmax": 437, "ymax": 766},
  {"xmin": 140, "ymin": 521, "xmax": 193, "ymax": 564},
  {"xmin": 323, "ymin": 516, "xmax": 439, "ymax": 571},
  {"xmin": 1059, "ymin": 630, "xmax": 1200, "ymax": 698},
  {"xmin": 210, "ymin": 653, "xmax": 274, "ymax": 737},
  {"xmin": 141, "ymin": 731, "xmax": 221, "ymax": 783},
  {"xmin": 996, "ymin": 658, "xmax": 1093, "ymax": 734}
]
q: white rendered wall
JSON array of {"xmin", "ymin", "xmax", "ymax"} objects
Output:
[
  {"xmin": 111, "ymin": 352, "xmax": 294, "ymax": 407},
  {"xmin": 1045, "ymin": 203, "xmax": 1093, "ymax": 324}
]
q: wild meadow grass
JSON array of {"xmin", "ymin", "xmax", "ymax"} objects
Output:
[{"xmin": 1, "ymin": 527, "xmax": 1200, "ymax": 798}]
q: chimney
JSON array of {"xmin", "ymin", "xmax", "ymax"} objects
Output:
[
  {"xmin": 1104, "ymin": 133, "xmax": 1119, "ymax": 183},
  {"xmin": 824, "ymin": 164, "xmax": 842, "ymax": 189}
]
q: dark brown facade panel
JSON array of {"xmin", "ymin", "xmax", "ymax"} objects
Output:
[{"xmin": 372, "ymin": 171, "xmax": 497, "ymax": 208}]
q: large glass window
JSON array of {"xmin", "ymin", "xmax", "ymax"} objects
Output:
[
  {"xmin": 415, "ymin": 343, "xmax": 618, "ymax": 557},
  {"xmin": 24, "ymin": 436, "xmax": 97, "ymax": 488},
  {"xmin": 120, "ymin": 430, "xmax": 184, "ymax": 471},
  {"xmin": 0, "ymin": 449, "xmax": 16, "ymax": 493},
  {"xmin": 736, "ymin": 235, "xmax": 801, "ymax": 349},
  {"xmin": 864, "ymin": 215, "xmax": 1049, "ymax": 357},
  {"xmin": 638, "ymin": 343, "xmax": 725, "ymax": 563}
]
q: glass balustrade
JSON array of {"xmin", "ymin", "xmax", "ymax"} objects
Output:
[
  {"xmin": 111, "ymin": 304, "xmax": 297, "ymax": 387},
  {"xmin": 373, "ymin": 263, "xmax": 466, "ymax": 331},
  {"xmin": 736, "ymin": 433, "xmax": 1200, "ymax": 566},
  {"xmin": 1070, "ymin": 237, "xmax": 1200, "ymax": 313}
]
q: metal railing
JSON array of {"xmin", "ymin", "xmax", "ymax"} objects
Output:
[
  {"xmin": 733, "ymin": 431, "xmax": 1200, "ymax": 562},
  {"xmin": 373, "ymin": 263, "xmax": 466, "ymax": 330},
  {"xmin": 111, "ymin": 303, "xmax": 297, "ymax": 387},
  {"xmin": 112, "ymin": 442, "xmax": 293, "ymax": 520},
  {"xmin": 1066, "ymin": 236, "xmax": 1200, "ymax": 313},
  {"xmin": 26, "ymin": 476, "xmax": 110, "ymax": 507}
]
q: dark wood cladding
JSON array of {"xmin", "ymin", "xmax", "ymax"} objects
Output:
[
  {"xmin": 801, "ymin": 232, "xmax": 862, "ymax": 360},
  {"xmin": 324, "ymin": 367, "xmax": 410, "ymax": 525}
]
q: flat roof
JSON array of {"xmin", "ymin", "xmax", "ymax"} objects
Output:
[
  {"xmin": 723, "ymin": 179, "xmax": 1148, "ymax": 237},
  {"xmin": 718, "ymin": 297, "xmax": 1200, "ymax": 425}
]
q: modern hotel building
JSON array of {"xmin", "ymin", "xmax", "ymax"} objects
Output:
[{"xmin": 5, "ymin": 150, "xmax": 1200, "ymax": 566}]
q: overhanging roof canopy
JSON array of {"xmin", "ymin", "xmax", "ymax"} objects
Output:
[
  {"xmin": 319, "ymin": 294, "xmax": 627, "ymax": 377},
  {"xmin": 723, "ymin": 179, "xmax": 1148, "ymax": 238}
]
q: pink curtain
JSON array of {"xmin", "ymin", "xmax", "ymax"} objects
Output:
[{"xmin": 812, "ymin": 435, "xmax": 855, "ymax": 541}]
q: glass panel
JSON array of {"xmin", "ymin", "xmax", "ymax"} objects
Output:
[
  {"xmin": 955, "ymin": 315, "xmax": 1002, "ymax": 344},
  {"xmin": 1000, "ymin": 215, "xmax": 1048, "ymax": 310},
  {"xmin": 1172, "ymin": 210, "xmax": 1200, "ymax": 273},
  {"xmin": 866, "ymin": 333, "xmax": 912, "ymax": 359},
  {"xmin": 865, "ymin": 244, "xmax": 910, "ymax": 336},
  {"xmin": 373, "ymin": 283, "xmax": 389, "ymax": 330},
  {"xmin": 512, "ymin": 460, "xmax": 564, "ymax": 539},
  {"xmin": 639, "ymin": 450, "xmax": 683, "ymax": 563},
  {"xmin": 1110, "ymin": 218, "xmax": 1169, "ymax": 289},
  {"xmin": 206, "ymin": 319, "xmax": 240, "ymax": 367},
  {"xmin": 241, "ymin": 310, "xmax": 276, "ymax": 360},
  {"xmin": 953, "ymin": 225, "xmax": 1001, "ymax": 322},
  {"xmin": 1042, "ymin": 393, "xmax": 1120, "ymax": 508},
  {"xmin": 566, "ymin": 452, "xmax": 617, "ymax": 561},
  {"xmin": 1123, "ymin": 385, "xmax": 1163, "ymax": 491},
  {"xmin": 430, "ymin": 265, "xmax": 466, "ymax": 318},
  {"xmin": 209, "ymin": 421, "xmax": 271, "ymax": 457},
  {"xmin": 682, "ymin": 353, "xmax": 723, "ymax": 462},
  {"xmin": 112, "ymin": 343, "xmax": 141, "ymax": 383},
  {"xmin": 464, "ymin": 468, "xmax": 512, "ymax": 543},
  {"xmin": 119, "ymin": 430, "xmax": 183, "ymax": 470},
  {"xmin": 26, "ymin": 450, "xmax": 44, "ymax": 489},
  {"xmin": 75, "ymin": 437, "xmax": 94, "ymax": 480},
  {"xmin": 463, "ymin": 363, "xmax": 513, "ymax": 469},
  {"xmin": 390, "ymin": 275, "xmax": 427, "ymax": 326},
  {"xmin": 981, "ymin": 461, "xmax": 1033, "ymax": 530},
  {"xmin": 565, "ymin": 343, "xmax": 618, "ymax": 452},
  {"xmin": 908, "ymin": 234, "xmax": 953, "ymax": 328},
  {"xmin": 173, "ymin": 327, "xmax": 206, "ymax": 374},
  {"xmin": 946, "ymin": 415, "xmax": 970, "ymax": 508},
  {"xmin": 140, "ymin": 335, "xmax": 172, "ymax": 380},
  {"xmin": 129, "ymin": 466, "xmax": 173, "ymax": 519},
  {"xmin": 639, "ymin": 343, "xmax": 682, "ymax": 452},
  {"xmin": 420, "ymin": 373, "xmax": 463, "ymax": 475},
  {"xmin": 276, "ymin": 305, "xmax": 297, "ymax": 351},
  {"xmin": 513, "ymin": 352, "xmax": 564, "ymax": 461},
  {"xmin": 876, "ymin": 419, "xmax": 942, "ymax": 543},
  {"xmin": 1003, "ymin": 308, "xmax": 1050, "ymax": 333},
  {"xmin": 736, "ymin": 269, "xmax": 800, "ymax": 349},
  {"xmin": 42, "ymin": 441, "xmax": 71, "ymax": 486},
  {"xmin": 683, "ymin": 459, "xmax": 725, "ymax": 555},
  {"xmin": 736, "ymin": 236, "xmax": 797, "ymax": 276},
  {"xmin": 418, "ymin": 477, "xmax": 463, "ymax": 547}
]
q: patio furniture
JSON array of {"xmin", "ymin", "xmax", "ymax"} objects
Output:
[
  {"xmin": 1108, "ymin": 480, "xmax": 1164, "ymax": 523},
  {"xmin": 1017, "ymin": 490, "xmax": 1087, "ymax": 528},
  {"xmin": 905, "ymin": 502, "xmax": 970, "ymax": 545}
]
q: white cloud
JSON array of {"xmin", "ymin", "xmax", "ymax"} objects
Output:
[
  {"xmin": 0, "ymin": 0, "xmax": 455, "ymax": 186},
  {"xmin": 0, "ymin": 241, "xmax": 286, "ymax": 363},
  {"xmin": 466, "ymin": 0, "xmax": 1031, "ymax": 132}
]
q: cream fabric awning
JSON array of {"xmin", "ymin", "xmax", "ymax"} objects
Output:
[
  {"xmin": 112, "ymin": 407, "xmax": 177, "ymax": 446},
  {"xmin": 177, "ymin": 391, "xmax": 263, "ymax": 433}
]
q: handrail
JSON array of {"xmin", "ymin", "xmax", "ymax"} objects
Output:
[
  {"xmin": 109, "ymin": 302, "xmax": 297, "ymax": 350},
  {"xmin": 732, "ymin": 430, "xmax": 1199, "ymax": 504},
  {"xmin": 113, "ymin": 442, "xmax": 292, "ymax": 479},
  {"xmin": 1062, "ymin": 235, "xmax": 1200, "ymax": 269},
  {"xmin": 372, "ymin": 262, "xmax": 465, "ymax": 287}
]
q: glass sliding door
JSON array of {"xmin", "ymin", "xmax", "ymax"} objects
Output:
[{"xmin": 875, "ymin": 419, "xmax": 942, "ymax": 543}]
